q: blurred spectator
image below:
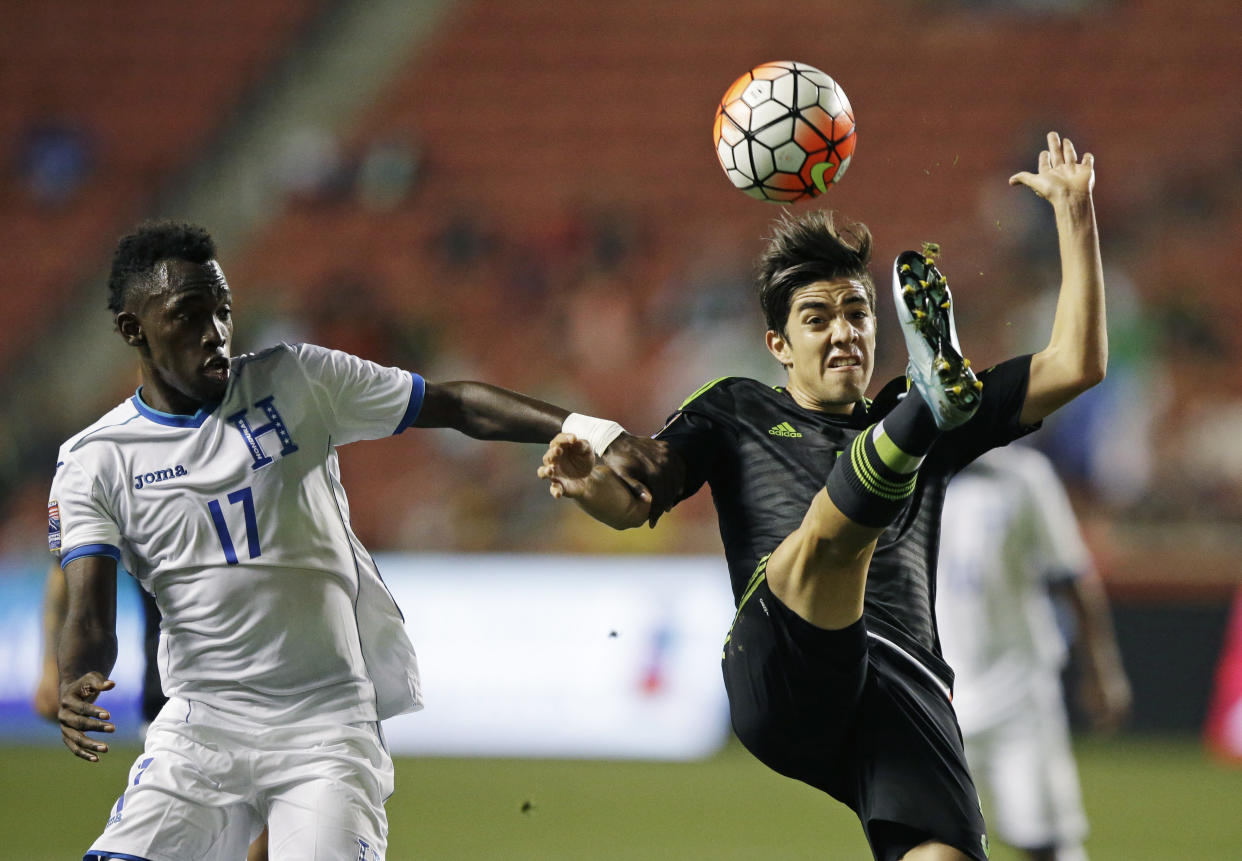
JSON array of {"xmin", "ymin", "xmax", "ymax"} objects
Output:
[
  {"xmin": 355, "ymin": 133, "xmax": 423, "ymax": 211},
  {"xmin": 306, "ymin": 270, "xmax": 433, "ymax": 369},
  {"xmin": 272, "ymin": 125, "xmax": 350, "ymax": 203},
  {"xmin": 14, "ymin": 118, "xmax": 96, "ymax": 207}
]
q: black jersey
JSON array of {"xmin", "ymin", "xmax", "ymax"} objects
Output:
[{"xmin": 656, "ymin": 355, "xmax": 1036, "ymax": 688}]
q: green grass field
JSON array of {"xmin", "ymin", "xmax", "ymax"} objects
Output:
[{"xmin": 4, "ymin": 735, "xmax": 1237, "ymax": 859}]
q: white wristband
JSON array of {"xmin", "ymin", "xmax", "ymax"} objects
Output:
[{"xmin": 562, "ymin": 413, "xmax": 625, "ymax": 456}]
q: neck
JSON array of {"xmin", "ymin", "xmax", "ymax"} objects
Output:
[
  {"xmin": 786, "ymin": 383, "xmax": 856, "ymax": 415},
  {"xmin": 138, "ymin": 367, "xmax": 206, "ymax": 416}
]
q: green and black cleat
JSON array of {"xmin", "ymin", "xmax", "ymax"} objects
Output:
[{"xmin": 892, "ymin": 247, "xmax": 982, "ymax": 429}]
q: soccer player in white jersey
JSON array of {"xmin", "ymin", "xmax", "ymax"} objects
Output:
[
  {"xmin": 49, "ymin": 220, "xmax": 667, "ymax": 861},
  {"xmin": 935, "ymin": 445, "xmax": 1131, "ymax": 861}
]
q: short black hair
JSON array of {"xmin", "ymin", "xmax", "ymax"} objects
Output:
[
  {"xmin": 107, "ymin": 220, "xmax": 217, "ymax": 314},
  {"xmin": 756, "ymin": 210, "xmax": 874, "ymax": 337}
]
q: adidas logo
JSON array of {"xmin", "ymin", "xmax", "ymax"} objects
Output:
[{"xmin": 768, "ymin": 422, "xmax": 802, "ymax": 438}]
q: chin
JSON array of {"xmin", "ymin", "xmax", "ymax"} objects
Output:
[{"xmin": 196, "ymin": 380, "xmax": 229, "ymax": 404}]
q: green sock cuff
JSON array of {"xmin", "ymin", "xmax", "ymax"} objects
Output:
[{"xmin": 872, "ymin": 424, "xmax": 924, "ymax": 474}]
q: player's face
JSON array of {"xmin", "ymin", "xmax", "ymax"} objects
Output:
[
  {"xmin": 128, "ymin": 259, "xmax": 234, "ymax": 411},
  {"xmin": 766, "ymin": 278, "xmax": 875, "ymax": 413}
]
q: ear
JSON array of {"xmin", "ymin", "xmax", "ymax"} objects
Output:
[
  {"xmin": 117, "ymin": 312, "xmax": 145, "ymax": 348},
  {"xmin": 765, "ymin": 330, "xmax": 792, "ymax": 368}
]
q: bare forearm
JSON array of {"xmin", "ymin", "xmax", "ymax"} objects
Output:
[
  {"xmin": 1022, "ymin": 198, "xmax": 1107, "ymax": 423},
  {"xmin": 1070, "ymin": 574, "xmax": 1124, "ymax": 681},
  {"xmin": 1048, "ymin": 195, "xmax": 1107, "ymax": 382},
  {"xmin": 57, "ymin": 621, "xmax": 117, "ymax": 689},
  {"xmin": 57, "ymin": 557, "xmax": 119, "ymax": 687},
  {"xmin": 418, "ymin": 381, "xmax": 568, "ymax": 441}
]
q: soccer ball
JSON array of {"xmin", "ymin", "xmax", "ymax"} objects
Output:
[{"xmin": 713, "ymin": 61, "xmax": 856, "ymax": 203}]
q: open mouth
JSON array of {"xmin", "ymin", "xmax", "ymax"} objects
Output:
[
  {"xmin": 202, "ymin": 357, "xmax": 230, "ymax": 381},
  {"xmin": 828, "ymin": 356, "xmax": 861, "ymax": 370}
]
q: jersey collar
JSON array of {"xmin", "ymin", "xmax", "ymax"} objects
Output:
[
  {"xmin": 773, "ymin": 385, "xmax": 872, "ymax": 427},
  {"xmin": 131, "ymin": 387, "xmax": 218, "ymax": 428}
]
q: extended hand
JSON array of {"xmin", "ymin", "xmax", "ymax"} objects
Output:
[
  {"xmin": 58, "ymin": 671, "xmax": 115, "ymax": 762},
  {"xmin": 1009, "ymin": 130, "xmax": 1094, "ymax": 202},
  {"xmin": 602, "ymin": 433, "xmax": 680, "ymax": 526},
  {"xmin": 538, "ymin": 433, "xmax": 600, "ymax": 500},
  {"xmin": 1079, "ymin": 669, "xmax": 1132, "ymax": 734}
]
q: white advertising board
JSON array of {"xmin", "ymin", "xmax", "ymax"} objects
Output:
[{"xmin": 1, "ymin": 554, "xmax": 735, "ymax": 760}]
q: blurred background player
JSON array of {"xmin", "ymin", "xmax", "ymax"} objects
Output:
[{"xmin": 936, "ymin": 444, "xmax": 1131, "ymax": 861}]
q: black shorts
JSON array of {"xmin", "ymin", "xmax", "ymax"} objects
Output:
[{"xmin": 722, "ymin": 574, "xmax": 989, "ymax": 861}]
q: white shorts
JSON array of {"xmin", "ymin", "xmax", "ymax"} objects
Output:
[
  {"xmin": 86, "ymin": 697, "xmax": 394, "ymax": 861},
  {"xmin": 963, "ymin": 689, "xmax": 1088, "ymax": 852}
]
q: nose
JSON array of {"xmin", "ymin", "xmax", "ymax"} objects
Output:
[
  {"xmin": 203, "ymin": 316, "xmax": 227, "ymax": 349},
  {"xmin": 829, "ymin": 316, "xmax": 856, "ymax": 345}
]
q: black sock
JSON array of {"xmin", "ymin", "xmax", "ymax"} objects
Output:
[
  {"xmin": 876, "ymin": 386, "xmax": 940, "ymax": 457},
  {"xmin": 825, "ymin": 425, "xmax": 920, "ymax": 529}
]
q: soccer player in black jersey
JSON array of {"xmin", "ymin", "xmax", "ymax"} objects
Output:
[{"xmin": 539, "ymin": 132, "xmax": 1105, "ymax": 861}]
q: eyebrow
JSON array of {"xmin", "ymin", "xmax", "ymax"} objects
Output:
[
  {"xmin": 794, "ymin": 294, "xmax": 869, "ymax": 312},
  {"xmin": 168, "ymin": 288, "xmax": 231, "ymax": 308}
]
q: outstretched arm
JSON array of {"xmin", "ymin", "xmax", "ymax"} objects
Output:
[
  {"xmin": 1009, "ymin": 131, "xmax": 1107, "ymax": 425},
  {"xmin": 414, "ymin": 381, "xmax": 675, "ymax": 512},
  {"xmin": 538, "ymin": 433, "xmax": 655, "ymax": 530},
  {"xmin": 57, "ymin": 555, "xmax": 119, "ymax": 762},
  {"xmin": 414, "ymin": 380, "xmax": 570, "ymax": 442}
]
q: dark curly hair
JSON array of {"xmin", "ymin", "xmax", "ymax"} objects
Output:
[
  {"xmin": 756, "ymin": 210, "xmax": 874, "ymax": 337},
  {"xmin": 107, "ymin": 220, "xmax": 217, "ymax": 314}
]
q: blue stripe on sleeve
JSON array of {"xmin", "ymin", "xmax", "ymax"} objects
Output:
[
  {"xmin": 60, "ymin": 543, "xmax": 122, "ymax": 569},
  {"xmin": 393, "ymin": 373, "xmax": 426, "ymax": 435}
]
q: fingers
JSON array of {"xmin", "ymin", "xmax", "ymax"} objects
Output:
[
  {"xmin": 614, "ymin": 473, "xmax": 653, "ymax": 504},
  {"xmin": 1061, "ymin": 135, "xmax": 1078, "ymax": 165},
  {"xmin": 57, "ymin": 672, "xmax": 116, "ymax": 761},
  {"xmin": 1043, "ymin": 131, "xmax": 1085, "ymax": 169},
  {"xmin": 61, "ymin": 726, "xmax": 111, "ymax": 762},
  {"xmin": 540, "ymin": 434, "xmax": 590, "ymax": 470},
  {"xmin": 1045, "ymin": 131, "xmax": 1062, "ymax": 167},
  {"xmin": 1008, "ymin": 170, "xmax": 1034, "ymax": 188}
]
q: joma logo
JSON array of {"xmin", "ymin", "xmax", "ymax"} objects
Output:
[{"xmin": 134, "ymin": 465, "xmax": 188, "ymax": 490}]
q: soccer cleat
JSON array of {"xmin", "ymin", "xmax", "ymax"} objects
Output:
[{"xmin": 892, "ymin": 248, "xmax": 982, "ymax": 429}]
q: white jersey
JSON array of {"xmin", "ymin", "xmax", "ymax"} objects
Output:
[
  {"xmin": 936, "ymin": 445, "xmax": 1090, "ymax": 734},
  {"xmin": 48, "ymin": 343, "xmax": 425, "ymax": 725}
]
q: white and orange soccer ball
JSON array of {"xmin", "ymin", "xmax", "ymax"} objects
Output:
[{"xmin": 713, "ymin": 61, "xmax": 855, "ymax": 203}]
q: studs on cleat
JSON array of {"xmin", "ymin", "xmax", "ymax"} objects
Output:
[
  {"xmin": 900, "ymin": 263, "xmax": 912, "ymax": 273},
  {"xmin": 974, "ymin": 380, "xmax": 984, "ymax": 391},
  {"xmin": 940, "ymin": 300, "xmax": 951, "ymax": 309}
]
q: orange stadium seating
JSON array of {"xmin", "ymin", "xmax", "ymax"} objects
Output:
[
  {"xmin": 6, "ymin": 0, "xmax": 1242, "ymax": 557},
  {"xmin": 0, "ymin": 0, "xmax": 323, "ymax": 370}
]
